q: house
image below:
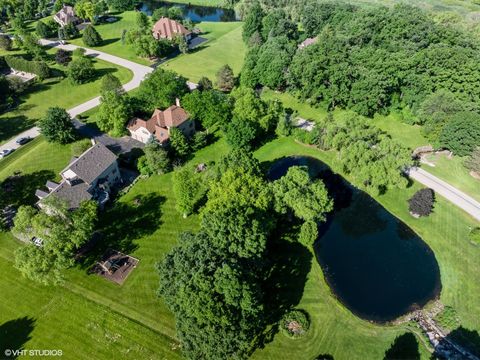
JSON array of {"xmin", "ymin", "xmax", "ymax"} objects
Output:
[
  {"xmin": 36, "ymin": 143, "xmax": 121, "ymax": 210},
  {"xmin": 127, "ymin": 99, "xmax": 195, "ymax": 144},
  {"xmin": 53, "ymin": 5, "xmax": 79, "ymax": 27},
  {"xmin": 152, "ymin": 17, "xmax": 192, "ymax": 41},
  {"xmin": 298, "ymin": 36, "xmax": 318, "ymax": 50}
]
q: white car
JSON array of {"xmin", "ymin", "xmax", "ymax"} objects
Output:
[{"xmin": 0, "ymin": 149, "xmax": 14, "ymax": 158}]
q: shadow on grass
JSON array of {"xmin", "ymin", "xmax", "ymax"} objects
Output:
[
  {"xmin": 436, "ymin": 326, "xmax": 480, "ymax": 358},
  {"xmin": 101, "ymin": 37, "xmax": 120, "ymax": 46},
  {"xmin": 0, "ymin": 170, "xmax": 55, "ymax": 209},
  {"xmin": 0, "ymin": 317, "xmax": 36, "ymax": 358},
  {"xmin": 384, "ymin": 332, "xmax": 420, "ymax": 360},
  {"xmin": 0, "ymin": 115, "xmax": 32, "ymax": 143},
  {"xmin": 77, "ymin": 193, "xmax": 166, "ymax": 269}
]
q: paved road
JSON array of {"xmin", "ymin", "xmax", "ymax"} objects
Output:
[
  {"xmin": 0, "ymin": 40, "xmax": 152, "ymax": 154},
  {"xmin": 408, "ymin": 167, "xmax": 480, "ymax": 222}
]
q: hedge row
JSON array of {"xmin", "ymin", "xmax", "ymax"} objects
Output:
[{"xmin": 4, "ymin": 55, "xmax": 51, "ymax": 80}]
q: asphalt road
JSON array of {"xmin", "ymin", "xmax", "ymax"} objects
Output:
[
  {"xmin": 0, "ymin": 40, "xmax": 153, "ymax": 154},
  {"xmin": 407, "ymin": 167, "xmax": 480, "ymax": 222}
]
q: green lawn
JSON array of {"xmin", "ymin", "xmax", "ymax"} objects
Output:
[
  {"xmin": 1, "ymin": 130, "xmax": 479, "ymax": 359},
  {"xmin": 0, "ymin": 49, "xmax": 133, "ymax": 145},
  {"xmin": 161, "ymin": 21, "xmax": 245, "ymax": 82},
  {"xmin": 422, "ymin": 153, "xmax": 480, "ymax": 203}
]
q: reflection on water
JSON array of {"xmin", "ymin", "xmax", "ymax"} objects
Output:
[{"xmin": 139, "ymin": 1, "xmax": 238, "ymax": 21}]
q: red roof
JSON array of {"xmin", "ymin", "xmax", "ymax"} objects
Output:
[{"xmin": 152, "ymin": 17, "xmax": 191, "ymax": 40}]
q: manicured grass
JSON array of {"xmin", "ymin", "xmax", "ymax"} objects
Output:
[
  {"xmin": 423, "ymin": 153, "xmax": 480, "ymax": 202},
  {"xmin": 69, "ymin": 12, "xmax": 151, "ymax": 66},
  {"xmin": 0, "ymin": 49, "xmax": 133, "ymax": 145},
  {"xmin": 162, "ymin": 21, "xmax": 245, "ymax": 82}
]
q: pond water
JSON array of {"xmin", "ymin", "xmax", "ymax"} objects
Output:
[
  {"xmin": 138, "ymin": 1, "xmax": 238, "ymax": 22},
  {"xmin": 269, "ymin": 156, "xmax": 441, "ymax": 323}
]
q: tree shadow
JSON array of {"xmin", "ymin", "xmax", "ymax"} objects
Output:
[
  {"xmin": 384, "ymin": 332, "xmax": 420, "ymax": 360},
  {"xmin": 77, "ymin": 193, "xmax": 166, "ymax": 269},
  {"xmin": 0, "ymin": 317, "xmax": 36, "ymax": 358},
  {"xmin": 257, "ymin": 223, "xmax": 312, "ymax": 348},
  {"xmin": 0, "ymin": 170, "xmax": 56, "ymax": 209},
  {"xmin": 315, "ymin": 355, "xmax": 334, "ymax": 360},
  {"xmin": 101, "ymin": 37, "xmax": 120, "ymax": 46},
  {"xmin": 0, "ymin": 115, "xmax": 32, "ymax": 142},
  {"xmin": 434, "ymin": 326, "xmax": 480, "ymax": 358}
]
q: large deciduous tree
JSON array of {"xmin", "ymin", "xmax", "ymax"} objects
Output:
[
  {"xmin": 138, "ymin": 68, "xmax": 188, "ymax": 109},
  {"xmin": 38, "ymin": 107, "xmax": 76, "ymax": 144},
  {"xmin": 97, "ymin": 91, "xmax": 131, "ymax": 137}
]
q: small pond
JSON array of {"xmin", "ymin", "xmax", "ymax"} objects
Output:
[
  {"xmin": 138, "ymin": 1, "xmax": 238, "ymax": 22},
  {"xmin": 269, "ymin": 156, "xmax": 441, "ymax": 323}
]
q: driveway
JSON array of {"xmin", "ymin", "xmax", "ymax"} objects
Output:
[
  {"xmin": 407, "ymin": 167, "xmax": 480, "ymax": 222},
  {"xmin": 0, "ymin": 41, "xmax": 153, "ymax": 155}
]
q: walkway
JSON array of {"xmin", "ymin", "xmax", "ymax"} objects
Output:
[
  {"xmin": 407, "ymin": 167, "xmax": 480, "ymax": 222},
  {"xmin": 0, "ymin": 40, "xmax": 153, "ymax": 153}
]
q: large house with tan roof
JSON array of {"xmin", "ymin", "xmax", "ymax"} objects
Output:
[
  {"xmin": 53, "ymin": 5, "xmax": 79, "ymax": 27},
  {"xmin": 127, "ymin": 100, "xmax": 195, "ymax": 144},
  {"xmin": 36, "ymin": 143, "xmax": 121, "ymax": 210},
  {"xmin": 152, "ymin": 17, "xmax": 192, "ymax": 41}
]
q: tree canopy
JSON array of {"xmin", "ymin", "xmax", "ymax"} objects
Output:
[
  {"xmin": 38, "ymin": 107, "xmax": 76, "ymax": 144},
  {"xmin": 138, "ymin": 68, "xmax": 188, "ymax": 109}
]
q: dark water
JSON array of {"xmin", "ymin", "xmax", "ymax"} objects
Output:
[
  {"xmin": 269, "ymin": 156, "xmax": 441, "ymax": 323},
  {"xmin": 139, "ymin": 1, "xmax": 238, "ymax": 21}
]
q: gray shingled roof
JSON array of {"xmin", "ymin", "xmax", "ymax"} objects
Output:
[
  {"xmin": 49, "ymin": 180, "xmax": 93, "ymax": 210},
  {"xmin": 63, "ymin": 143, "xmax": 117, "ymax": 184}
]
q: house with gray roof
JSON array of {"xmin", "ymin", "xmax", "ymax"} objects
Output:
[{"xmin": 36, "ymin": 143, "xmax": 121, "ymax": 210}]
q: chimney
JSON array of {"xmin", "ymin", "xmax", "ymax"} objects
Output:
[{"xmin": 175, "ymin": 98, "xmax": 181, "ymax": 107}]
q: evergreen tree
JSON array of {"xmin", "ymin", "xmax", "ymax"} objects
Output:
[{"xmin": 82, "ymin": 25, "xmax": 103, "ymax": 47}]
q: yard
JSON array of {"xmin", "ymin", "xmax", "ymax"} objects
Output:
[
  {"xmin": 0, "ymin": 128, "xmax": 479, "ymax": 359},
  {"xmin": 0, "ymin": 48, "xmax": 133, "ymax": 145}
]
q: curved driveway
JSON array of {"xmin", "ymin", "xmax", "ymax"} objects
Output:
[
  {"xmin": 0, "ymin": 40, "xmax": 152, "ymax": 153},
  {"xmin": 407, "ymin": 167, "xmax": 480, "ymax": 222}
]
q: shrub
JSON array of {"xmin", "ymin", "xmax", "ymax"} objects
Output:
[
  {"xmin": 408, "ymin": 188, "xmax": 435, "ymax": 217},
  {"xmin": 55, "ymin": 49, "xmax": 72, "ymax": 66},
  {"xmin": 82, "ymin": 25, "xmax": 103, "ymax": 47},
  {"xmin": 469, "ymin": 228, "xmax": 480, "ymax": 245},
  {"xmin": 7, "ymin": 76, "xmax": 29, "ymax": 94},
  {"xmin": 73, "ymin": 48, "xmax": 86, "ymax": 57},
  {"xmin": 0, "ymin": 35, "xmax": 12, "ymax": 51},
  {"xmin": 280, "ymin": 309, "xmax": 310, "ymax": 339},
  {"xmin": 298, "ymin": 220, "xmax": 318, "ymax": 247}
]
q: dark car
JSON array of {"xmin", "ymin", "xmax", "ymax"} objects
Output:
[{"xmin": 16, "ymin": 137, "xmax": 31, "ymax": 145}]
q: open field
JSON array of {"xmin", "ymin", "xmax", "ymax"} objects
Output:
[
  {"xmin": 161, "ymin": 21, "xmax": 245, "ymax": 82},
  {"xmin": 0, "ymin": 49, "xmax": 133, "ymax": 145},
  {"xmin": 1, "ymin": 127, "xmax": 479, "ymax": 359}
]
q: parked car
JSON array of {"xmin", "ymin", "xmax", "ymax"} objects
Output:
[
  {"xmin": 0, "ymin": 149, "xmax": 14, "ymax": 158},
  {"xmin": 16, "ymin": 137, "xmax": 31, "ymax": 145}
]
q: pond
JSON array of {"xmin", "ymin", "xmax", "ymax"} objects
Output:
[
  {"xmin": 269, "ymin": 156, "xmax": 441, "ymax": 323},
  {"xmin": 138, "ymin": 1, "xmax": 238, "ymax": 22}
]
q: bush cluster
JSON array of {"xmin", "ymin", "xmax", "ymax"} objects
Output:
[{"xmin": 280, "ymin": 309, "xmax": 310, "ymax": 339}]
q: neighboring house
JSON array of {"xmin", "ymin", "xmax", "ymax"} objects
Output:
[
  {"xmin": 298, "ymin": 36, "xmax": 318, "ymax": 50},
  {"xmin": 36, "ymin": 143, "xmax": 121, "ymax": 210},
  {"xmin": 127, "ymin": 99, "xmax": 195, "ymax": 144},
  {"xmin": 53, "ymin": 5, "xmax": 79, "ymax": 27},
  {"xmin": 152, "ymin": 17, "xmax": 192, "ymax": 41}
]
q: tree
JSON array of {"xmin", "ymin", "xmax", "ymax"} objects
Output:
[
  {"xmin": 136, "ymin": 11, "xmax": 150, "ymax": 32},
  {"xmin": 175, "ymin": 35, "xmax": 188, "ymax": 54},
  {"xmin": 19, "ymin": 34, "xmax": 47, "ymax": 60},
  {"xmin": 104, "ymin": 0, "xmax": 136, "ymax": 11},
  {"xmin": 242, "ymin": 1, "xmax": 264, "ymax": 42},
  {"xmin": 465, "ymin": 147, "xmax": 480, "ymax": 175},
  {"xmin": 100, "ymin": 73, "xmax": 123, "ymax": 95},
  {"xmin": 191, "ymin": 131, "xmax": 207, "ymax": 151},
  {"xmin": 152, "ymin": 7, "xmax": 169, "ymax": 22},
  {"xmin": 168, "ymin": 6, "xmax": 183, "ymax": 20},
  {"xmin": 0, "ymin": 75, "xmax": 13, "ymax": 111},
  {"xmin": 67, "ymin": 56, "xmax": 95, "ymax": 84},
  {"xmin": 38, "ymin": 107, "xmax": 76, "ymax": 144},
  {"xmin": 97, "ymin": 91, "xmax": 130, "ymax": 136},
  {"xmin": 64, "ymin": 22, "xmax": 79, "ymax": 39},
  {"xmin": 181, "ymin": 89, "xmax": 232, "ymax": 129},
  {"xmin": 272, "ymin": 166, "xmax": 333, "ymax": 222},
  {"xmin": 13, "ymin": 200, "xmax": 97, "ymax": 285},
  {"xmin": 224, "ymin": 116, "xmax": 257, "ymax": 149},
  {"xmin": 138, "ymin": 140, "xmax": 170, "ymax": 175},
  {"xmin": 216, "ymin": 64, "xmax": 235, "ymax": 92},
  {"xmin": 197, "ymin": 76, "xmax": 212, "ymax": 91},
  {"xmin": 173, "ymin": 166, "xmax": 199, "ymax": 217},
  {"xmin": 298, "ymin": 220, "xmax": 318, "ymax": 247},
  {"xmin": 36, "ymin": 20, "xmax": 53, "ymax": 38},
  {"xmin": 408, "ymin": 188, "xmax": 435, "ymax": 217},
  {"xmin": 138, "ymin": 68, "xmax": 188, "ymax": 109},
  {"xmin": 75, "ymin": 0, "xmax": 97, "ymax": 23},
  {"xmin": 169, "ymin": 127, "xmax": 190, "ymax": 158},
  {"xmin": 0, "ymin": 35, "xmax": 12, "ymax": 51},
  {"xmin": 55, "ymin": 49, "xmax": 72, "ymax": 66},
  {"xmin": 439, "ymin": 112, "xmax": 480, "ymax": 156},
  {"xmin": 82, "ymin": 25, "xmax": 103, "ymax": 47}
]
